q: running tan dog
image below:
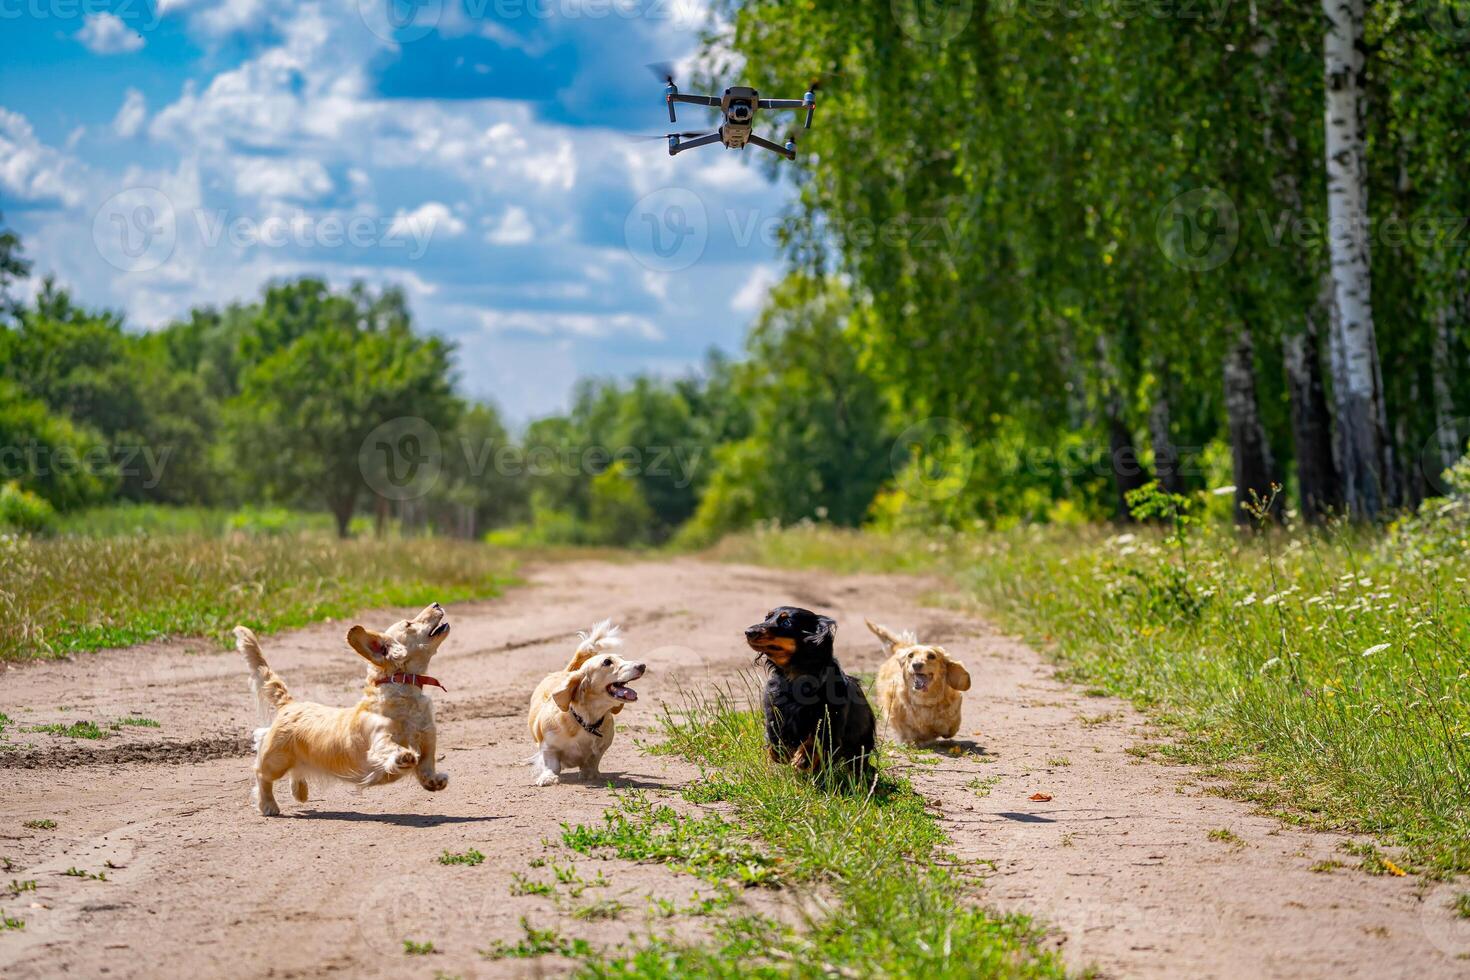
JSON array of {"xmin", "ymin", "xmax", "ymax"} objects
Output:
[
  {"xmin": 235, "ymin": 603, "xmax": 452, "ymax": 816},
  {"xmin": 528, "ymin": 620, "xmax": 646, "ymax": 786},
  {"xmin": 868, "ymin": 619, "xmax": 971, "ymax": 745}
]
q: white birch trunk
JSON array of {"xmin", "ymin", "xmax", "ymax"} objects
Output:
[{"xmin": 1322, "ymin": 0, "xmax": 1388, "ymax": 519}]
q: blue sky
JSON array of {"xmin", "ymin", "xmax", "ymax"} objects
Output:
[{"xmin": 0, "ymin": 0, "xmax": 792, "ymax": 420}]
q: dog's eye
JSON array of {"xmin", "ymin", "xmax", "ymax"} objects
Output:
[
  {"xmin": 778, "ymin": 614, "xmax": 790, "ymax": 626},
  {"xmin": 602, "ymin": 658, "xmax": 612, "ymax": 667}
]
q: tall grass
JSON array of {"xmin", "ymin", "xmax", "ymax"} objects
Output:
[
  {"xmin": 574, "ymin": 685, "xmax": 1066, "ymax": 978},
  {"xmin": 0, "ymin": 532, "xmax": 516, "ymax": 660},
  {"xmin": 712, "ymin": 504, "xmax": 1470, "ymax": 875}
]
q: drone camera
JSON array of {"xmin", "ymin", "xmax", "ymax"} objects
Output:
[{"xmin": 728, "ymin": 100, "xmax": 753, "ymax": 123}]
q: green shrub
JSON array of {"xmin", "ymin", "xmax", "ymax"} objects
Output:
[{"xmin": 0, "ymin": 482, "xmax": 56, "ymax": 534}]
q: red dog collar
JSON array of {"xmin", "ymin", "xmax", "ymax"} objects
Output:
[{"xmin": 375, "ymin": 673, "xmax": 447, "ymax": 691}]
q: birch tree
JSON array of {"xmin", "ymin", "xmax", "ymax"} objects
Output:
[{"xmin": 1322, "ymin": 0, "xmax": 1391, "ymax": 519}]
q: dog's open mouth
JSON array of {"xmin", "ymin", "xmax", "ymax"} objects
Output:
[
  {"xmin": 430, "ymin": 621, "xmax": 450, "ymax": 638},
  {"xmin": 607, "ymin": 683, "xmax": 638, "ymax": 703},
  {"xmin": 911, "ymin": 672, "xmax": 930, "ymax": 691}
]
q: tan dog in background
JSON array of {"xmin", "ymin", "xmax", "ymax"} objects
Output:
[
  {"xmin": 528, "ymin": 620, "xmax": 646, "ymax": 786},
  {"xmin": 235, "ymin": 602, "xmax": 452, "ymax": 816},
  {"xmin": 868, "ymin": 619, "xmax": 971, "ymax": 745}
]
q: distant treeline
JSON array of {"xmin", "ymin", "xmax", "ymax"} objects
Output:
[{"xmin": 0, "ymin": 226, "xmax": 900, "ymax": 543}]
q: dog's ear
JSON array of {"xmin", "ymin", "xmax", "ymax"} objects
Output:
[
  {"xmin": 551, "ymin": 672, "xmax": 582, "ymax": 711},
  {"xmin": 347, "ymin": 626, "xmax": 392, "ymax": 667},
  {"xmin": 348, "ymin": 627, "xmax": 408, "ymax": 669},
  {"xmin": 806, "ymin": 615, "xmax": 837, "ymax": 647},
  {"xmin": 943, "ymin": 653, "xmax": 971, "ymax": 692}
]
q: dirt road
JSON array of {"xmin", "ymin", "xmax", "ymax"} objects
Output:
[{"xmin": 3, "ymin": 559, "xmax": 1467, "ymax": 978}]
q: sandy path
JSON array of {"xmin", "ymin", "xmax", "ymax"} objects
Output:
[{"xmin": 1, "ymin": 559, "xmax": 1466, "ymax": 979}]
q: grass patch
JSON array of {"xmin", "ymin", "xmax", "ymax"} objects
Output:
[
  {"xmin": 22, "ymin": 820, "xmax": 56, "ymax": 830},
  {"xmin": 437, "ymin": 849, "xmax": 485, "ymax": 867},
  {"xmin": 509, "ymin": 873, "xmax": 555, "ymax": 897},
  {"xmin": 562, "ymin": 793, "xmax": 778, "ymax": 888},
  {"xmin": 62, "ymin": 867, "xmax": 106, "ymax": 881},
  {"xmin": 1207, "ymin": 828, "xmax": 1244, "ymax": 847},
  {"xmin": 571, "ymin": 688, "xmax": 1065, "ymax": 978},
  {"xmin": 6, "ymin": 880, "xmax": 36, "ymax": 896},
  {"xmin": 1453, "ymin": 893, "xmax": 1470, "ymax": 919},
  {"xmin": 571, "ymin": 899, "xmax": 625, "ymax": 922},
  {"xmin": 710, "ymin": 512, "xmax": 1470, "ymax": 875},
  {"xmin": 0, "ymin": 532, "xmax": 517, "ymax": 661},
  {"xmin": 0, "ymin": 913, "xmax": 23, "ymax": 932},
  {"xmin": 402, "ymin": 939, "xmax": 436, "ymax": 956},
  {"xmin": 27, "ymin": 721, "xmax": 107, "ymax": 740},
  {"xmin": 111, "ymin": 717, "xmax": 160, "ymax": 729},
  {"xmin": 481, "ymin": 920, "xmax": 592, "ymax": 961},
  {"xmin": 1309, "ymin": 860, "xmax": 1345, "ymax": 873}
]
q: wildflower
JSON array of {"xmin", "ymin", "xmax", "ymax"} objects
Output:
[{"xmin": 1361, "ymin": 643, "xmax": 1391, "ymax": 658}]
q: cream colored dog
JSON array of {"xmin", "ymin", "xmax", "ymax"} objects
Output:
[
  {"xmin": 868, "ymin": 619, "xmax": 971, "ymax": 745},
  {"xmin": 235, "ymin": 602, "xmax": 452, "ymax": 816},
  {"xmin": 528, "ymin": 620, "xmax": 646, "ymax": 786}
]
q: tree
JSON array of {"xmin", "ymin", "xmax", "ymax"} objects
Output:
[
  {"xmin": 1322, "ymin": 0, "xmax": 1391, "ymax": 519},
  {"xmin": 0, "ymin": 212, "xmax": 30, "ymax": 322},
  {"xmin": 225, "ymin": 281, "xmax": 459, "ymax": 537}
]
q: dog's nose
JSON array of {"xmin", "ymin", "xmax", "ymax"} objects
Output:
[
  {"xmin": 431, "ymin": 602, "xmax": 443, "ymax": 612},
  {"xmin": 744, "ymin": 625, "xmax": 762, "ymax": 638},
  {"xmin": 634, "ymin": 663, "xmax": 647, "ymax": 676}
]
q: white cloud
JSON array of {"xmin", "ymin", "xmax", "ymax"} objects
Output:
[
  {"xmin": 478, "ymin": 310, "xmax": 663, "ymax": 342},
  {"xmin": 486, "ymin": 206, "xmax": 534, "ymax": 245},
  {"xmin": 0, "ymin": 109, "xmax": 84, "ymax": 207},
  {"xmin": 231, "ymin": 157, "xmax": 333, "ymax": 201},
  {"xmin": 113, "ymin": 89, "xmax": 148, "ymax": 139},
  {"xmin": 388, "ymin": 202, "xmax": 466, "ymax": 241},
  {"xmin": 76, "ymin": 13, "xmax": 145, "ymax": 54},
  {"xmin": 731, "ymin": 265, "xmax": 780, "ymax": 313}
]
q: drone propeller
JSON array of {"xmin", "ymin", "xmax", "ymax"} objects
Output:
[{"xmin": 646, "ymin": 61, "xmax": 678, "ymax": 84}]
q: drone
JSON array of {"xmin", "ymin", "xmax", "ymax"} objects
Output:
[{"xmin": 648, "ymin": 64, "xmax": 815, "ymax": 161}]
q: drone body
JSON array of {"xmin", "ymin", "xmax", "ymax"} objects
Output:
[{"xmin": 656, "ymin": 71, "xmax": 815, "ymax": 161}]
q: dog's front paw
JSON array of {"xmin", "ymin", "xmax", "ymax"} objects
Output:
[
  {"xmin": 421, "ymin": 772, "xmax": 449, "ymax": 792},
  {"xmin": 533, "ymin": 769, "xmax": 558, "ymax": 787},
  {"xmin": 393, "ymin": 750, "xmax": 419, "ymax": 772}
]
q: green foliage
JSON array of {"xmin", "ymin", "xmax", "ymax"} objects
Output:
[
  {"xmin": 585, "ymin": 462, "xmax": 655, "ymax": 546},
  {"xmin": 437, "ymin": 849, "xmax": 485, "ymax": 867},
  {"xmin": 28, "ymin": 721, "xmax": 107, "ymax": 740},
  {"xmin": 561, "ymin": 792, "xmax": 777, "ymax": 887},
  {"xmin": 21, "ymin": 820, "xmax": 56, "ymax": 830},
  {"xmin": 0, "ymin": 381, "xmax": 114, "ymax": 510},
  {"xmin": 0, "ymin": 482, "xmax": 56, "ymax": 535},
  {"xmin": 402, "ymin": 939, "xmax": 436, "ymax": 956}
]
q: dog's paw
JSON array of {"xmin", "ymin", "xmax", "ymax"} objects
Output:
[
  {"xmin": 393, "ymin": 750, "xmax": 419, "ymax": 771},
  {"xmin": 533, "ymin": 769, "xmax": 558, "ymax": 787},
  {"xmin": 421, "ymin": 772, "xmax": 449, "ymax": 792},
  {"xmin": 258, "ymin": 798, "xmax": 281, "ymax": 817}
]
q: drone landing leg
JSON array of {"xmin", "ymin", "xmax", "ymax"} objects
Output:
[
  {"xmin": 749, "ymin": 134, "xmax": 796, "ymax": 161},
  {"xmin": 670, "ymin": 132, "xmax": 724, "ymax": 156}
]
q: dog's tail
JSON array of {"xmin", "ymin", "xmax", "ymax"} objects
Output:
[
  {"xmin": 235, "ymin": 626, "xmax": 292, "ymax": 723},
  {"xmin": 566, "ymin": 619, "xmax": 622, "ymax": 670},
  {"xmin": 865, "ymin": 618, "xmax": 917, "ymax": 653}
]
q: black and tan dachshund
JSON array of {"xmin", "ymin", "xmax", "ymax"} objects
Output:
[{"xmin": 744, "ymin": 606, "xmax": 876, "ymax": 777}]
